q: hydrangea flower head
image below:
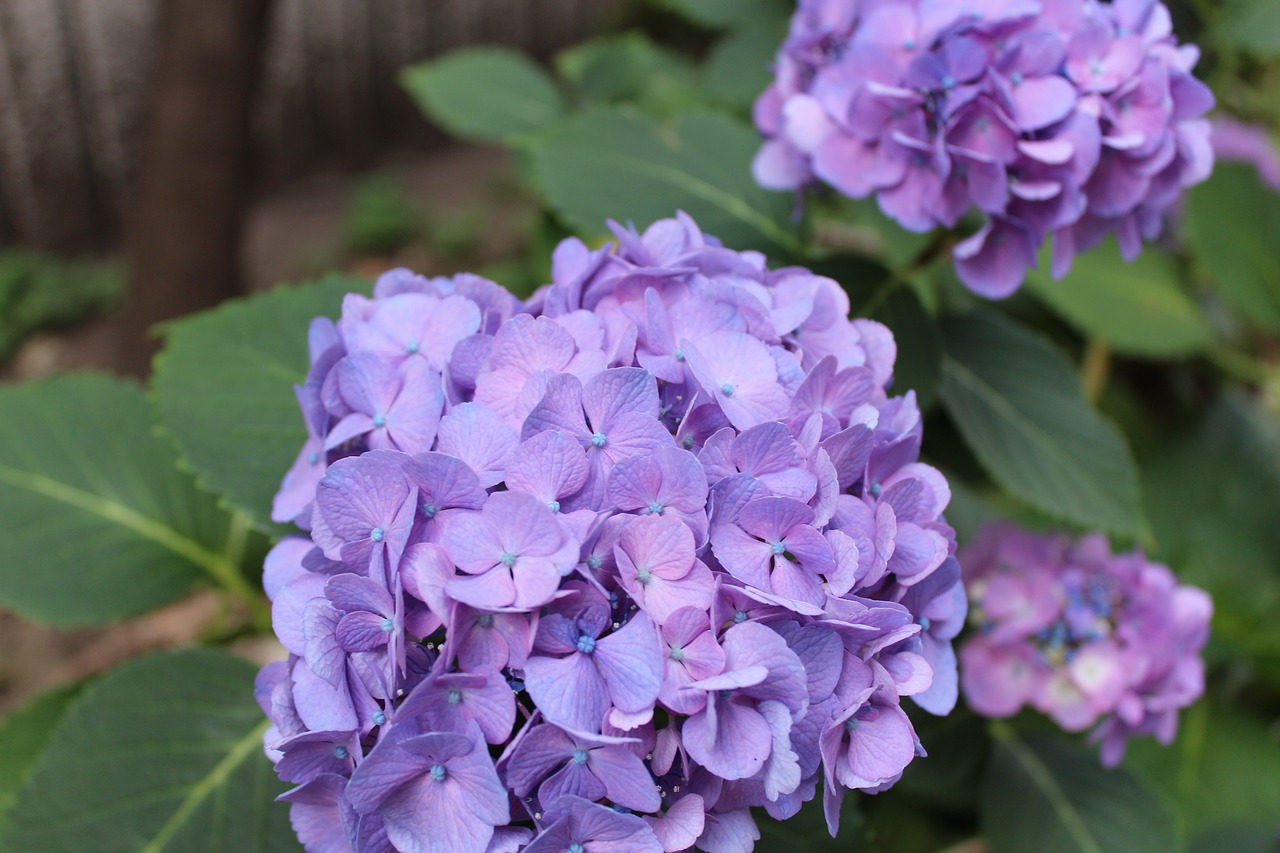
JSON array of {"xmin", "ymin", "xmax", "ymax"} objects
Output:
[
  {"xmin": 261, "ymin": 212, "xmax": 965, "ymax": 852},
  {"xmin": 959, "ymin": 523, "xmax": 1211, "ymax": 765},
  {"xmin": 754, "ymin": 0, "xmax": 1215, "ymax": 297}
]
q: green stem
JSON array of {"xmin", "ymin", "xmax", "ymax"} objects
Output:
[
  {"xmin": 210, "ymin": 509, "xmax": 270, "ymax": 632},
  {"xmin": 1080, "ymin": 338, "xmax": 1111, "ymax": 404},
  {"xmin": 860, "ymin": 231, "xmax": 955, "ymax": 317}
]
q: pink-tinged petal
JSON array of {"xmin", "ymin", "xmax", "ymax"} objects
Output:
[
  {"xmin": 487, "ymin": 314, "xmax": 575, "ymax": 373},
  {"xmin": 813, "ymin": 134, "xmax": 907, "ymax": 198},
  {"xmin": 595, "ymin": 612, "xmax": 664, "ymax": 713},
  {"xmin": 840, "ymin": 703, "xmax": 917, "ymax": 788},
  {"xmin": 521, "ymin": 372, "xmax": 588, "ymax": 439},
  {"xmin": 437, "ymin": 403, "xmax": 518, "ymax": 488},
  {"xmin": 584, "ymin": 367, "xmax": 660, "ymax": 427},
  {"xmin": 419, "ymin": 295, "xmax": 484, "ymax": 368},
  {"xmin": 738, "ymin": 496, "xmax": 814, "ymax": 542},
  {"xmin": 630, "ymin": 559, "xmax": 716, "ymax": 625},
  {"xmin": 757, "ymin": 699, "xmax": 801, "ymax": 800},
  {"xmin": 824, "ymin": 530, "xmax": 860, "ymax": 597},
  {"xmin": 721, "ymin": 622, "xmax": 809, "ymax": 714},
  {"xmin": 447, "ymin": 569, "xmax": 517, "ymax": 611},
  {"xmin": 710, "ymin": 524, "xmax": 773, "ymax": 590},
  {"xmin": 401, "ymin": 543, "xmax": 453, "ymax": 618},
  {"xmin": 753, "ymin": 138, "xmax": 809, "ymax": 190},
  {"xmin": 616, "ymin": 515, "xmax": 696, "ymax": 580},
  {"xmin": 887, "ymin": 522, "xmax": 950, "ymax": 583},
  {"xmin": 505, "ymin": 430, "xmax": 589, "ymax": 504},
  {"xmin": 441, "ymin": 512, "xmax": 501, "ymax": 574},
  {"xmin": 662, "ymin": 605, "xmax": 712, "ymax": 650},
  {"xmin": 698, "ymin": 809, "xmax": 759, "ymax": 853},
  {"xmin": 525, "ymin": 651, "xmax": 610, "ymax": 732},
  {"xmin": 274, "ymin": 572, "xmax": 327, "ymax": 656},
  {"xmin": 682, "ymin": 333, "xmax": 789, "ymax": 430},
  {"xmin": 959, "ymin": 638, "xmax": 1040, "ymax": 717},
  {"xmin": 384, "ymin": 359, "xmax": 445, "ymax": 454},
  {"xmin": 1010, "ymin": 76, "xmax": 1077, "ymax": 131},
  {"xmin": 597, "ymin": 412, "xmax": 675, "ymax": 465},
  {"xmin": 913, "ymin": 638, "xmax": 958, "ymax": 715},
  {"xmin": 592, "ymin": 745, "xmax": 662, "ymax": 812},
  {"xmin": 689, "ymin": 666, "xmax": 769, "ymax": 693},
  {"xmin": 684, "ymin": 695, "xmax": 772, "ymax": 780},
  {"xmin": 407, "ymin": 452, "xmax": 486, "ymax": 511},
  {"xmin": 644, "ymin": 793, "xmax": 705, "ymax": 852}
]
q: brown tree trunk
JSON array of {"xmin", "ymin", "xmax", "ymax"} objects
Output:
[{"xmin": 121, "ymin": 0, "xmax": 274, "ymax": 374}]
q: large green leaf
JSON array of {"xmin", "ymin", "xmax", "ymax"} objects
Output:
[
  {"xmin": 0, "ymin": 374, "xmax": 253, "ymax": 625},
  {"xmin": 0, "ymin": 648, "xmax": 297, "ymax": 853},
  {"xmin": 873, "ymin": 287, "xmax": 942, "ymax": 410},
  {"xmin": 1141, "ymin": 395, "xmax": 1280, "ymax": 680},
  {"xmin": 0, "ymin": 684, "xmax": 84, "ymax": 835},
  {"xmin": 938, "ymin": 312, "xmax": 1146, "ymax": 538},
  {"xmin": 1185, "ymin": 163, "xmax": 1280, "ymax": 333},
  {"xmin": 400, "ymin": 47, "xmax": 564, "ymax": 143},
  {"xmin": 658, "ymin": 0, "xmax": 787, "ymax": 29},
  {"xmin": 1214, "ymin": 0, "xmax": 1280, "ymax": 57},
  {"xmin": 556, "ymin": 33, "xmax": 697, "ymax": 114},
  {"xmin": 152, "ymin": 276, "xmax": 365, "ymax": 534},
  {"xmin": 983, "ymin": 726, "xmax": 1177, "ymax": 853},
  {"xmin": 703, "ymin": 12, "xmax": 790, "ymax": 110},
  {"xmin": 1028, "ymin": 237, "xmax": 1212, "ymax": 357},
  {"xmin": 1127, "ymin": 701, "xmax": 1280, "ymax": 840},
  {"xmin": 527, "ymin": 108, "xmax": 799, "ymax": 253}
]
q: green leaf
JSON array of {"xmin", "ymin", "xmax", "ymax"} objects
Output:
[
  {"xmin": 872, "ymin": 287, "xmax": 942, "ymax": 410},
  {"xmin": 938, "ymin": 312, "xmax": 1145, "ymax": 538},
  {"xmin": 0, "ymin": 648, "xmax": 298, "ymax": 853},
  {"xmin": 703, "ymin": 15, "xmax": 790, "ymax": 110},
  {"xmin": 152, "ymin": 276, "xmax": 366, "ymax": 534},
  {"xmin": 556, "ymin": 33, "xmax": 696, "ymax": 112},
  {"xmin": 657, "ymin": 0, "xmax": 786, "ymax": 29},
  {"xmin": 1214, "ymin": 0, "xmax": 1280, "ymax": 57},
  {"xmin": 400, "ymin": 47, "xmax": 564, "ymax": 143},
  {"xmin": 1027, "ymin": 237, "xmax": 1212, "ymax": 357},
  {"xmin": 983, "ymin": 725, "xmax": 1177, "ymax": 853},
  {"xmin": 1141, "ymin": 395, "xmax": 1280, "ymax": 679},
  {"xmin": 1185, "ymin": 163, "xmax": 1280, "ymax": 332},
  {"xmin": 527, "ymin": 108, "xmax": 799, "ymax": 253},
  {"xmin": 1127, "ymin": 701, "xmax": 1280, "ymax": 840},
  {"xmin": 0, "ymin": 374, "xmax": 254, "ymax": 626},
  {"xmin": 0, "ymin": 684, "xmax": 84, "ymax": 835}
]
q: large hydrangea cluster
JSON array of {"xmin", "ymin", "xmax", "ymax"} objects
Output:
[
  {"xmin": 256, "ymin": 212, "xmax": 966, "ymax": 853},
  {"xmin": 959, "ymin": 523, "xmax": 1211, "ymax": 766},
  {"xmin": 753, "ymin": 0, "xmax": 1216, "ymax": 297}
]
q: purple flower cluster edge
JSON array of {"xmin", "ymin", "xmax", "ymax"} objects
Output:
[
  {"xmin": 753, "ymin": 0, "xmax": 1215, "ymax": 297},
  {"xmin": 256, "ymin": 212, "xmax": 965, "ymax": 853},
  {"xmin": 959, "ymin": 522, "xmax": 1211, "ymax": 766}
]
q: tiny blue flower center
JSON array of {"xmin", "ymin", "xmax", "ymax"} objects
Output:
[
  {"xmin": 591, "ymin": 432, "xmax": 607, "ymax": 448},
  {"xmin": 1010, "ymin": 72, "xmax": 1023, "ymax": 86},
  {"xmin": 674, "ymin": 348, "xmax": 685, "ymax": 361},
  {"xmin": 370, "ymin": 527, "xmax": 385, "ymax": 542},
  {"xmin": 846, "ymin": 718, "xmax": 860, "ymax": 732},
  {"xmin": 918, "ymin": 616, "xmax": 931, "ymax": 632},
  {"xmin": 588, "ymin": 555, "xmax": 603, "ymax": 570},
  {"xmin": 406, "ymin": 341, "xmax": 420, "ymax": 354},
  {"xmin": 333, "ymin": 745, "xmax": 348, "ymax": 759},
  {"xmin": 380, "ymin": 617, "xmax": 394, "ymax": 633},
  {"xmin": 720, "ymin": 383, "xmax": 735, "ymax": 397},
  {"xmin": 734, "ymin": 610, "xmax": 749, "ymax": 623},
  {"xmin": 941, "ymin": 74, "xmax": 956, "ymax": 89},
  {"xmin": 547, "ymin": 499, "xmax": 561, "ymax": 513},
  {"xmin": 771, "ymin": 541, "xmax": 786, "ymax": 556},
  {"xmin": 569, "ymin": 845, "xmax": 585, "ymax": 853},
  {"xmin": 572, "ymin": 749, "xmax": 589, "ymax": 765},
  {"xmin": 669, "ymin": 647, "xmax": 685, "ymax": 662},
  {"xmin": 500, "ymin": 551, "xmax": 517, "ymax": 567},
  {"xmin": 903, "ymin": 37, "xmax": 916, "ymax": 49},
  {"xmin": 429, "ymin": 764, "xmax": 447, "ymax": 782},
  {"xmin": 682, "ymin": 436, "xmax": 695, "ymax": 449},
  {"xmin": 611, "ymin": 805, "xmax": 632, "ymax": 814},
  {"xmin": 372, "ymin": 414, "xmax": 387, "ymax": 428},
  {"xmin": 576, "ymin": 634, "xmax": 597, "ymax": 654},
  {"xmin": 372, "ymin": 711, "xmax": 386, "ymax": 726},
  {"xmin": 447, "ymin": 689, "xmax": 462, "ymax": 705},
  {"xmin": 1090, "ymin": 59, "xmax": 1104, "ymax": 76},
  {"xmin": 307, "ymin": 451, "xmax": 320, "ymax": 465},
  {"xmin": 422, "ymin": 503, "xmax": 438, "ymax": 519},
  {"xmin": 868, "ymin": 482, "xmax": 882, "ymax": 498},
  {"xmin": 636, "ymin": 568, "xmax": 652, "ymax": 585},
  {"xmin": 477, "ymin": 614, "xmax": 494, "ymax": 628},
  {"xmin": 647, "ymin": 501, "xmax": 664, "ymax": 515}
]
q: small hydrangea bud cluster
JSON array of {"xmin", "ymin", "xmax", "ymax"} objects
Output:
[
  {"xmin": 959, "ymin": 523, "xmax": 1211, "ymax": 766},
  {"xmin": 257, "ymin": 212, "xmax": 967, "ymax": 853},
  {"xmin": 753, "ymin": 0, "xmax": 1215, "ymax": 297}
]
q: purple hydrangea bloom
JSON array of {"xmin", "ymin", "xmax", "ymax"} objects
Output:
[
  {"xmin": 754, "ymin": 0, "xmax": 1215, "ymax": 296},
  {"xmin": 260, "ymin": 214, "xmax": 966, "ymax": 852},
  {"xmin": 959, "ymin": 523, "xmax": 1211, "ymax": 765}
]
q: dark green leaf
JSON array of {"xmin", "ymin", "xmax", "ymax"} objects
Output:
[
  {"xmin": 1141, "ymin": 395, "xmax": 1280, "ymax": 680},
  {"xmin": 983, "ymin": 725, "xmax": 1177, "ymax": 853},
  {"xmin": 527, "ymin": 108, "xmax": 799, "ymax": 253},
  {"xmin": 0, "ymin": 684, "xmax": 84, "ymax": 835},
  {"xmin": 0, "ymin": 648, "xmax": 297, "ymax": 853},
  {"xmin": 1185, "ymin": 163, "xmax": 1280, "ymax": 332},
  {"xmin": 1189, "ymin": 825, "xmax": 1280, "ymax": 853},
  {"xmin": 152, "ymin": 276, "xmax": 366, "ymax": 534},
  {"xmin": 756, "ymin": 792, "xmax": 864, "ymax": 851},
  {"xmin": 1027, "ymin": 237, "xmax": 1212, "ymax": 357},
  {"xmin": 873, "ymin": 288, "xmax": 942, "ymax": 410},
  {"xmin": 1127, "ymin": 701, "xmax": 1280, "ymax": 840},
  {"xmin": 400, "ymin": 47, "xmax": 564, "ymax": 143},
  {"xmin": 938, "ymin": 312, "xmax": 1146, "ymax": 538},
  {"xmin": 658, "ymin": 0, "xmax": 787, "ymax": 29},
  {"xmin": 0, "ymin": 374, "xmax": 251, "ymax": 625}
]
